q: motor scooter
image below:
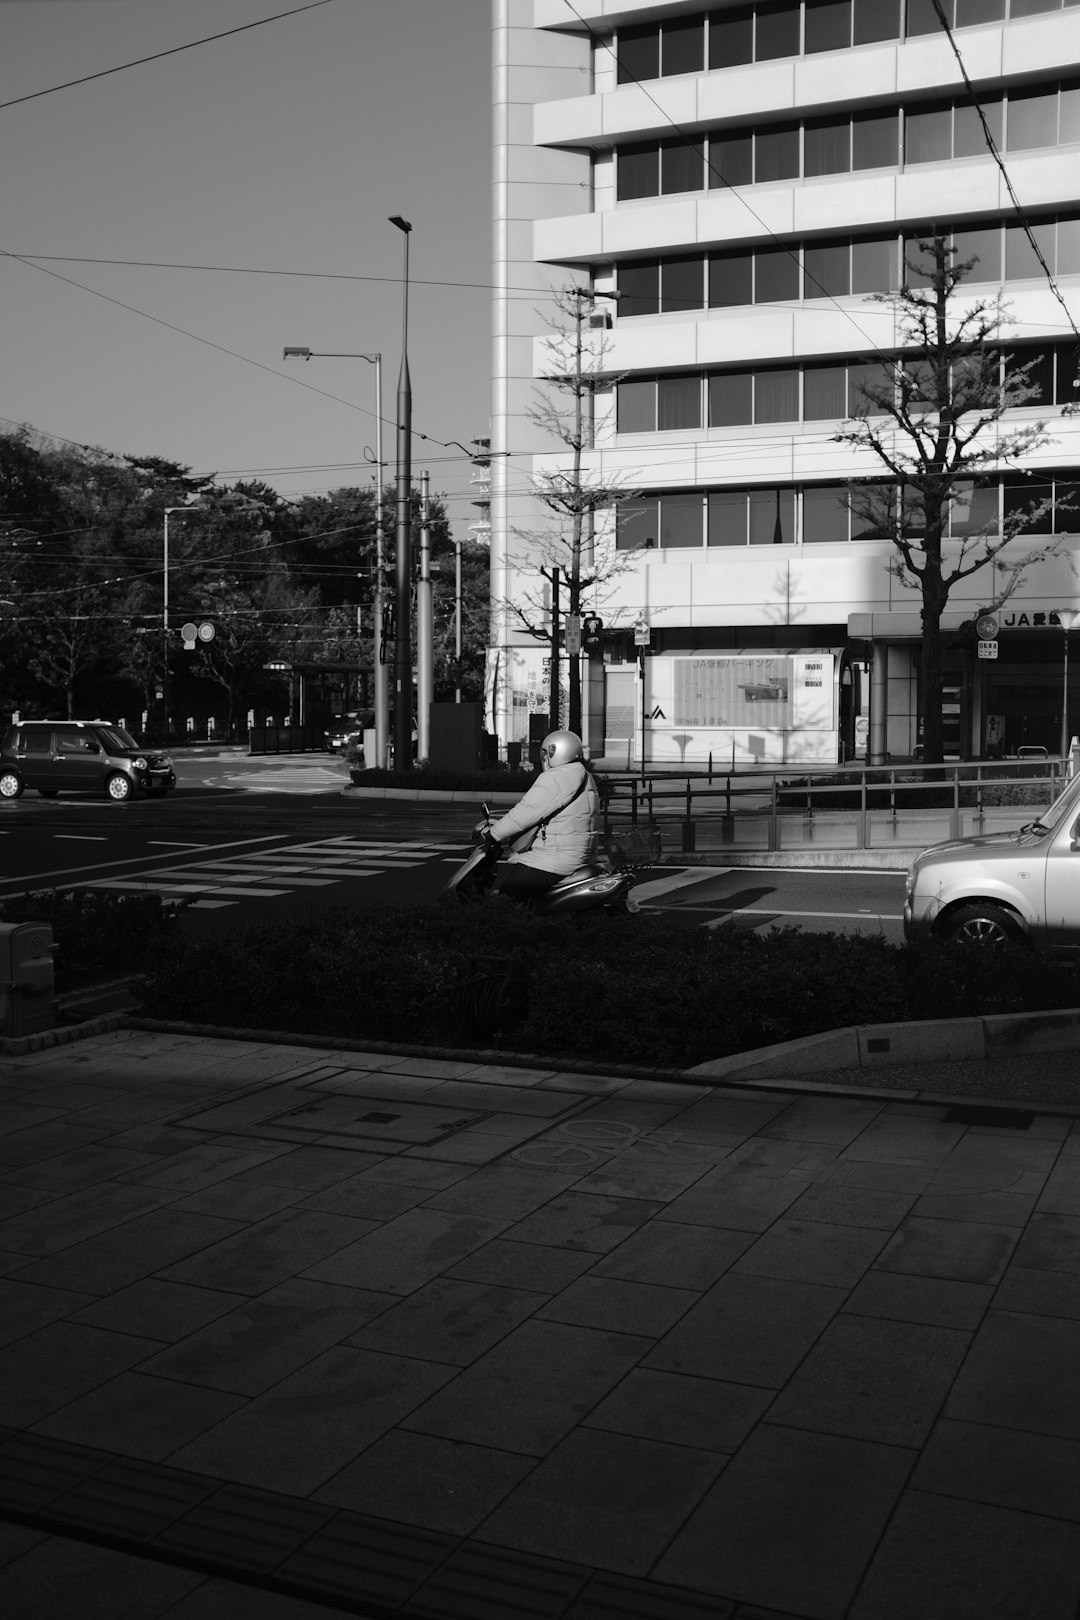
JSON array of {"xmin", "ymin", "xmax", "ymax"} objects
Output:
[{"xmin": 440, "ymin": 804, "xmax": 639, "ymax": 916}]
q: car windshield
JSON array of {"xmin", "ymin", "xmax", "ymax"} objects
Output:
[
  {"xmin": 1021, "ymin": 771, "xmax": 1080, "ymax": 838},
  {"xmin": 96, "ymin": 727, "xmax": 139, "ymax": 752}
]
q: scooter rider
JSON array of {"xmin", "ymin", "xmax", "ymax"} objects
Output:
[{"xmin": 484, "ymin": 729, "xmax": 601, "ymax": 901}]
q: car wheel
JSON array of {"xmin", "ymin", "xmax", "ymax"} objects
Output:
[
  {"xmin": 0, "ymin": 771, "xmax": 23, "ymax": 799},
  {"xmin": 106, "ymin": 773, "xmax": 133, "ymax": 802},
  {"xmin": 945, "ymin": 902, "xmax": 1022, "ymax": 947},
  {"xmin": 38, "ymin": 788, "xmax": 60, "ymax": 798}
]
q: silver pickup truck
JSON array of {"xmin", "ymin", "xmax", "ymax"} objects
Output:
[{"xmin": 904, "ymin": 770, "xmax": 1080, "ymax": 948}]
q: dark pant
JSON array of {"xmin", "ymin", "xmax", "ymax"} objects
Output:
[{"xmin": 498, "ymin": 863, "xmax": 562, "ymax": 901}]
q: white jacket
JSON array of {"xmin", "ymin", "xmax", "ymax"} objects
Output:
[{"xmin": 488, "ymin": 760, "xmax": 600, "ymax": 875}]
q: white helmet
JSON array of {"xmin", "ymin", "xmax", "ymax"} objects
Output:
[{"xmin": 541, "ymin": 729, "xmax": 584, "ymax": 768}]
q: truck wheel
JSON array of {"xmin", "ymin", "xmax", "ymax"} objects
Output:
[{"xmin": 945, "ymin": 903, "xmax": 1022, "ymax": 947}]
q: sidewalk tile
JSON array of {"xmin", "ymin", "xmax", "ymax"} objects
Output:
[
  {"xmin": 446, "ymin": 1239, "xmax": 597, "ymax": 1294},
  {"xmin": 157, "ymin": 1208, "xmax": 378, "ymax": 1294},
  {"xmin": 653, "ymin": 1094, "xmax": 790, "ymax": 1144},
  {"xmin": 409, "ymin": 1539, "xmax": 589, "ymax": 1620},
  {"xmin": 504, "ymin": 1193, "xmax": 663, "ymax": 1254},
  {"xmin": 45, "ymin": 1456, "xmax": 217, "ymax": 1541},
  {"xmin": 425, "ymin": 1164, "xmax": 584, "ymax": 1220},
  {"xmin": 297, "ymin": 1173, "xmax": 432, "ymax": 1220},
  {"xmin": 0, "ymin": 1183, "xmax": 56, "ymax": 1217},
  {"xmin": 345, "ymin": 1276, "xmax": 546, "ymax": 1365},
  {"xmin": 0, "ymin": 1322, "xmax": 161, "ymax": 1428},
  {"xmin": 825, "ymin": 1159, "xmax": 937, "ymax": 1194},
  {"xmin": 994, "ymin": 1264, "xmax": 1080, "ymax": 1320},
  {"xmin": 583, "ymin": 1368, "xmax": 772, "ymax": 1453},
  {"xmin": 644, "ymin": 1273, "xmax": 846, "ymax": 1387},
  {"xmin": 0, "ymin": 1280, "xmax": 96, "ymax": 1347},
  {"xmin": 911, "ymin": 1188, "xmax": 1039, "ymax": 1225},
  {"xmin": 474, "ymin": 1429, "xmax": 727, "ymax": 1577},
  {"xmin": 653, "ymin": 1425, "xmax": 914, "ymax": 1618},
  {"xmin": 765, "ymin": 1315, "xmax": 970, "ymax": 1447},
  {"xmin": 1035, "ymin": 1159, "xmax": 1080, "ymax": 1214},
  {"xmin": 229, "ymin": 1144, "xmax": 373, "ymax": 1191},
  {"xmin": 9, "ymin": 1209, "xmax": 246, "ymax": 1294},
  {"xmin": 591, "ymin": 1222, "xmax": 755, "ymax": 1290},
  {"xmin": 913, "ymin": 1416, "xmax": 1080, "ymax": 1520},
  {"xmin": 358, "ymin": 1157, "xmax": 474, "ymax": 1190},
  {"xmin": 315, "ymin": 1429, "xmax": 535, "ymax": 1535},
  {"xmin": 154, "ymin": 1481, "xmax": 333, "ymax": 1573},
  {"xmin": 420, "ymin": 1080, "xmax": 582, "ymax": 1116},
  {"xmin": 783, "ymin": 1183, "xmax": 916, "ymax": 1230},
  {"xmin": 839, "ymin": 1118, "xmax": 965, "ymax": 1164},
  {"xmin": 0, "ymin": 1522, "xmax": 49, "ymax": 1569},
  {"xmin": 401, "ymin": 1320, "xmax": 652, "ymax": 1454},
  {"xmin": 570, "ymin": 1159, "xmax": 715, "ymax": 1204},
  {"xmin": 656, "ymin": 1164, "xmax": 811, "ymax": 1232},
  {"xmin": 168, "ymin": 1181, "xmax": 308, "ymax": 1220},
  {"xmin": 759, "ymin": 1096, "xmax": 885, "ymax": 1145},
  {"xmin": 0, "ymin": 1183, "xmax": 168, "ymax": 1257},
  {"xmin": 536, "ymin": 1276, "xmax": 699, "ymax": 1338},
  {"xmin": 842, "ymin": 1271, "xmax": 993, "ymax": 1330},
  {"xmin": 70, "ymin": 1279, "xmax": 246, "ymax": 1340},
  {"xmin": 5, "ymin": 1144, "xmax": 159, "ymax": 1191},
  {"xmin": 945, "ymin": 1309, "xmax": 1080, "ymax": 1440},
  {"xmin": 0, "ymin": 1431, "xmax": 112, "ymax": 1512},
  {"xmin": 117, "ymin": 1144, "xmax": 288, "ymax": 1192},
  {"xmin": 139, "ymin": 1277, "xmax": 396, "ymax": 1394},
  {"xmin": 302, "ymin": 1208, "xmax": 511, "ymax": 1293},
  {"xmin": 847, "ymin": 1490, "xmax": 1080, "ymax": 1620},
  {"xmin": 874, "ymin": 1215, "xmax": 1019, "ymax": 1284},
  {"xmin": 566, "ymin": 1570, "xmax": 735, "ymax": 1618},
  {"xmin": 0, "ymin": 1534, "xmax": 204, "ymax": 1618},
  {"xmin": 733, "ymin": 1217, "xmax": 889, "ymax": 1288},
  {"xmin": 169, "ymin": 1346, "xmax": 457, "ymax": 1495},
  {"xmin": 1010, "ymin": 1209, "xmax": 1080, "ymax": 1272},
  {"xmin": 277, "ymin": 1509, "xmax": 458, "ymax": 1608},
  {"xmin": 31, "ymin": 1369, "xmax": 245, "ymax": 1460}
]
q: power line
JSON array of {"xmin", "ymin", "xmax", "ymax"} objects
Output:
[{"xmin": 0, "ymin": 1, "xmax": 336, "ymax": 113}]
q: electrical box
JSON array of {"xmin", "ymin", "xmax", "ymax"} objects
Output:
[{"xmin": 0, "ymin": 922, "xmax": 57, "ymax": 1037}]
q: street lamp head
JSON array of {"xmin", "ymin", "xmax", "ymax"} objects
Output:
[
  {"xmin": 283, "ymin": 347, "xmax": 312, "ymax": 360},
  {"xmin": 388, "ymin": 215, "xmax": 412, "ymax": 234}
]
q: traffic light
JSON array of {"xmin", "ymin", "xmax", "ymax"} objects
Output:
[{"xmin": 582, "ymin": 613, "xmax": 604, "ymax": 658}]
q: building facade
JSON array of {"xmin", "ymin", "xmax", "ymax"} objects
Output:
[{"xmin": 490, "ymin": 0, "xmax": 1080, "ymax": 765}]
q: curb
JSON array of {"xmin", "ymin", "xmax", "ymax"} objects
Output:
[{"xmin": 341, "ymin": 787, "xmax": 520, "ymax": 804}]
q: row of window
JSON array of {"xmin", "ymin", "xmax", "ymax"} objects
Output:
[
  {"xmin": 616, "ymin": 215, "xmax": 1080, "ymax": 314},
  {"xmin": 616, "ymin": 343, "xmax": 1080, "ymax": 433},
  {"xmin": 616, "ymin": 80, "xmax": 1080, "ymax": 200},
  {"xmin": 615, "ymin": 0, "xmax": 1076, "ymax": 85},
  {"xmin": 616, "ymin": 475, "xmax": 1080, "ymax": 550}
]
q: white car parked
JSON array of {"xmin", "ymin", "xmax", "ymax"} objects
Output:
[{"xmin": 904, "ymin": 769, "xmax": 1080, "ymax": 948}]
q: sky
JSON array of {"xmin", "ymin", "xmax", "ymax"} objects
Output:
[{"xmin": 0, "ymin": 0, "xmax": 493, "ymax": 536}]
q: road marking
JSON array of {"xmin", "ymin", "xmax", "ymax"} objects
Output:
[
  {"xmin": 147, "ymin": 840, "xmax": 210, "ymax": 848},
  {"xmin": 630, "ymin": 868, "xmax": 732, "ymax": 904},
  {"xmin": 0, "ymin": 833, "xmax": 285, "ymax": 893},
  {"xmin": 703, "ymin": 906, "xmax": 903, "ymax": 928},
  {"xmin": 80, "ymin": 879, "xmax": 291, "ymax": 898},
  {"xmin": 54, "ymin": 834, "xmax": 107, "ymax": 841}
]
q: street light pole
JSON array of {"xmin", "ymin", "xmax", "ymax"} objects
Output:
[
  {"xmin": 389, "ymin": 214, "xmax": 413, "ymax": 771},
  {"xmin": 162, "ymin": 506, "xmax": 198, "ymax": 741},
  {"xmin": 282, "ymin": 347, "xmax": 388, "ymax": 769},
  {"xmin": 1060, "ymin": 609, "xmax": 1080, "ymax": 758}
]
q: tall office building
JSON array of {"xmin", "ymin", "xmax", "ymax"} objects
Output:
[{"xmin": 491, "ymin": 0, "xmax": 1080, "ymax": 764}]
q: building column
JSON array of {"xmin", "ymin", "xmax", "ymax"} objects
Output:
[{"xmin": 870, "ymin": 641, "xmax": 888, "ymax": 767}]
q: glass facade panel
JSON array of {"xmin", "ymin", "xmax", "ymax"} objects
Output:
[
  {"xmin": 950, "ymin": 481, "xmax": 999, "ymax": 537},
  {"xmin": 710, "ymin": 252, "xmax": 754, "ymax": 306},
  {"xmin": 617, "ymin": 380, "xmax": 656, "ymax": 433},
  {"xmin": 755, "ymin": 246, "xmax": 800, "ymax": 302},
  {"xmin": 907, "ymin": 0, "xmax": 952, "ymax": 32},
  {"xmin": 1056, "ymin": 216, "xmax": 1080, "ymax": 273},
  {"xmin": 709, "ymin": 6, "xmax": 753, "ymax": 67},
  {"xmin": 1008, "ymin": 88, "xmax": 1059, "ymax": 150},
  {"xmin": 905, "ymin": 105, "xmax": 953, "ymax": 164},
  {"xmin": 750, "ymin": 489, "xmax": 795, "ymax": 543},
  {"xmin": 854, "ymin": 0, "xmax": 901, "ymax": 40},
  {"xmin": 710, "ymin": 134, "xmax": 752, "ymax": 187},
  {"xmin": 954, "ymin": 98, "xmax": 1002, "ymax": 157},
  {"xmin": 662, "ymin": 18, "xmax": 705, "ymax": 74},
  {"xmin": 1010, "ymin": 0, "xmax": 1062, "ymax": 13},
  {"xmin": 661, "ymin": 493, "xmax": 704, "ymax": 548},
  {"xmin": 904, "ymin": 235, "xmax": 940, "ymax": 288},
  {"xmin": 851, "ymin": 235, "xmax": 897, "ymax": 292},
  {"xmin": 805, "ymin": 117, "xmax": 851, "ymax": 175},
  {"xmin": 708, "ymin": 491, "xmax": 748, "ymax": 546},
  {"xmin": 955, "ymin": 0, "xmax": 1004, "ymax": 21},
  {"xmin": 1060, "ymin": 85, "xmax": 1080, "ymax": 144},
  {"xmin": 953, "ymin": 226, "xmax": 1002, "ymax": 281},
  {"xmin": 1055, "ymin": 343, "xmax": 1080, "ymax": 403},
  {"xmin": 662, "ymin": 256, "xmax": 705, "ymax": 312},
  {"xmin": 1005, "ymin": 347, "xmax": 1054, "ymax": 406},
  {"xmin": 617, "ymin": 143, "xmax": 660, "ymax": 200},
  {"xmin": 617, "ymin": 497, "xmax": 659, "ymax": 551},
  {"xmin": 853, "ymin": 112, "xmax": 899, "ymax": 168},
  {"xmin": 848, "ymin": 361, "xmax": 893, "ymax": 413},
  {"xmin": 805, "ymin": 0, "xmax": 852, "ymax": 52},
  {"xmin": 1003, "ymin": 477, "xmax": 1054, "ymax": 533},
  {"xmin": 659, "ymin": 376, "xmax": 703, "ymax": 430},
  {"xmin": 755, "ymin": 1, "xmax": 801, "ymax": 60},
  {"xmin": 618, "ymin": 261, "xmax": 660, "ymax": 317},
  {"xmin": 754, "ymin": 124, "xmax": 800, "ymax": 180},
  {"xmin": 662, "ymin": 139, "xmax": 705, "ymax": 194},
  {"xmin": 803, "ymin": 486, "xmax": 850, "ymax": 542},
  {"xmin": 754, "ymin": 370, "xmax": 799, "ymax": 422},
  {"xmin": 617, "ymin": 25, "xmax": 660, "ymax": 84},
  {"xmin": 1005, "ymin": 220, "xmax": 1056, "ymax": 278},
  {"xmin": 804, "ymin": 241, "xmax": 851, "ymax": 298},
  {"xmin": 851, "ymin": 487, "xmax": 894, "ymax": 539},
  {"xmin": 804, "ymin": 366, "xmax": 847, "ymax": 418},
  {"xmin": 1054, "ymin": 482, "xmax": 1080, "ymax": 532},
  {"xmin": 709, "ymin": 372, "xmax": 754, "ymax": 426}
]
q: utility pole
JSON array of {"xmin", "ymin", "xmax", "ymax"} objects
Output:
[
  {"xmin": 389, "ymin": 214, "xmax": 413, "ymax": 770},
  {"xmin": 548, "ymin": 565, "xmax": 560, "ymax": 732},
  {"xmin": 417, "ymin": 470, "xmax": 433, "ymax": 762}
]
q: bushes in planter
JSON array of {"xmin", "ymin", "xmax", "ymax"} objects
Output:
[{"xmin": 0, "ymin": 889, "xmax": 189, "ymax": 990}]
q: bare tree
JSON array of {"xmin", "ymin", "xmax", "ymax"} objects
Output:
[{"xmin": 836, "ymin": 235, "xmax": 1062, "ymax": 763}]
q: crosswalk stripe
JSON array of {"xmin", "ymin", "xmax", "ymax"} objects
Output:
[{"xmin": 631, "ymin": 867, "xmax": 732, "ymax": 904}]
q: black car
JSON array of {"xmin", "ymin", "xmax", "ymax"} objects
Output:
[{"xmin": 0, "ymin": 721, "xmax": 176, "ymax": 802}]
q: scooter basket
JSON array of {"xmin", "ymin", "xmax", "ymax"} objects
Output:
[{"xmin": 602, "ymin": 822, "xmax": 661, "ymax": 868}]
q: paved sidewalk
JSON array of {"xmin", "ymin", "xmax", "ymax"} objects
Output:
[{"xmin": 3, "ymin": 1029, "xmax": 1080, "ymax": 1618}]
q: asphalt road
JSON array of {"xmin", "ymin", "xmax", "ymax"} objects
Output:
[{"xmin": 0, "ymin": 752, "xmax": 907, "ymax": 941}]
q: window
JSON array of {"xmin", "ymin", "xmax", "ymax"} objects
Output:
[
  {"xmin": 754, "ymin": 369, "xmax": 799, "ymax": 421},
  {"xmin": 852, "ymin": 235, "xmax": 897, "ymax": 292},
  {"xmin": 617, "ymin": 380, "xmax": 656, "ymax": 433},
  {"xmin": 755, "ymin": 0, "xmax": 800, "ymax": 59},
  {"xmin": 750, "ymin": 488, "xmax": 795, "ymax": 543},
  {"xmin": 662, "ymin": 17, "xmax": 705, "ymax": 74},
  {"xmin": 853, "ymin": 112, "xmax": 899, "ymax": 168},
  {"xmin": 803, "ymin": 486, "xmax": 850, "ymax": 542},
  {"xmin": 55, "ymin": 732, "xmax": 89, "ymax": 754},
  {"xmin": 1008, "ymin": 88, "xmax": 1059, "ymax": 151},
  {"xmin": 708, "ymin": 491, "xmax": 748, "ymax": 546},
  {"xmin": 950, "ymin": 480, "xmax": 999, "ymax": 537},
  {"xmin": 1055, "ymin": 481, "xmax": 1080, "ymax": 532},
  {"xmin": 1005, "ymin": 220, "xmax": 1055, "ymax": 278},
  {"xmin": 854, "ymin": 0, "xmax": 900, "ymax": 42},
  {"xmin": 954, "ymin": 98, "xmax": 1002, "ymax": 158},
  {"xmin": 617, "ymin": 143, "xmax": 659, "ymax": 201},
  {"xmin": 709, "ymin": 251, "xmax": 754, "ymax": 306},
  {"xmin": 907, "ymin": 0, "xmax": 951, "ymax": 31},
  {"xmin": 709, "ymin": 372, "xmax": 753, "ymax": 426},
  {"xmin": 661, "ymin": 493, "xmax": 704, "ymax": 547},
  {"xmin": 662, "ymin": 138, "xmax": 704, "ymax": 194},
  {"xmin": 952, "ymin": 226, "xmax": 1002, "ymax": 281},
  {"xmin": 617, "ymin": 24, "xmax": 659, "ymax": 84},
  {"xmin": 709, "ymin": 5, "xmax": 753, "ymax": 67},
  {"xmin": 755, "ymin": 246, "xmax": 800, "ymax": 302},
  {"xmin": 906, "ymin": 104, "xmax": 953, "ymax": 165},
  {"xmin": 659, "ymin": 376, "xmax": 702, "ymax": 430},
  {"xmin": 1011, "ymin": 0, "xmax": 1064, "ymax": 14},
  {"xmin": 662, "ymin": 256, "xmax": 705, "ymax": 312},
  {"xmin": 1057, "ymin": 217, "xmax": 1080, "ymax": 274},
  {"xmin": 710, "ymin": 134, "xmax": 752, "ymax": 187},
  {"xmin": 754, "ymin": 123, "xmax": 800, "ymax": 181},
  {"xmin": 1004, "ymin": 348, "xmax": 1054, "ymax": 405},
  {"xmin": 1003, "ymin": 476, "xmax": 1053, "ymax": 533},
  {"xmin": 805, "ymin": 117, "xmax": 850, "ymax": 176},
  {"xmin": 1060, "ymin": 84, "xmax": 1080, "ymax": 145},
  {"xmin": 1055, "ymin": 343, "xmax": 1080, "ymax": 404},
  {"xmin": 805, "ymin": 0, "xmax": 851, "ymax": 52},
  {"xmin": 617, "ymin": 496, "xmax": 659, "ymax": 550},
  {"xmin": 805, "ymin": 241, "xmax": 851, "ymax": 298},
  {"xmin": 955, "ymin": 0, "xmax": 1004, "ymax": 20},
  {"xmin": 848, "ymin": 360, "xmax": 893, "ymax": 412},
  {"xmin": 618, "ymin": 261, "xmax": 659, "ymax": 317},
  {"xmin": 804, "ymin": 365, "xmax": 847, "ymax": 418},
  {"xmin": 17, "ymin": 732, "xmax": 51, "ymax": 755}
]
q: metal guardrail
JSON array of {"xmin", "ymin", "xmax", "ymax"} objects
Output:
[{"xmin": 598, "ymin": 758, "xmax": 1069, "ymax": 856}]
